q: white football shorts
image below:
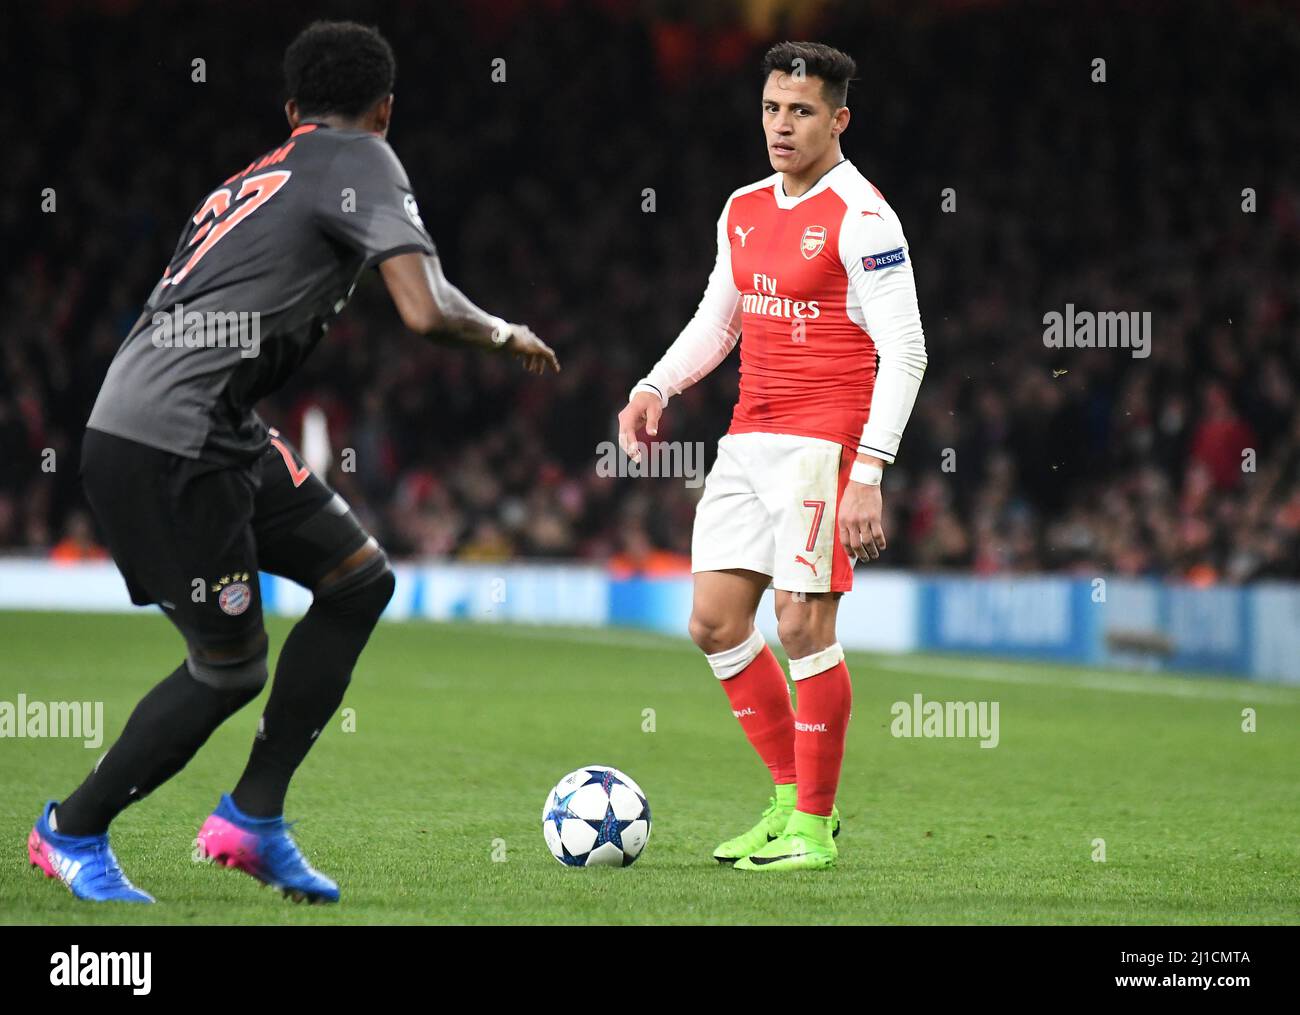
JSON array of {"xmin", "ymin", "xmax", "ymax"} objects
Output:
[{"xmin": 691, "ymin": 431, "xmax": 855, "ymax": 593}]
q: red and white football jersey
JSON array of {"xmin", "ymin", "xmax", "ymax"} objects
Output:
[{"xmin": 635, "ymin": 160, "xmax": 926, "ymax": 463}]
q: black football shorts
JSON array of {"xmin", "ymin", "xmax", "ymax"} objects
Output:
[{"xmin": 80, "ymin": 426, "xmax": 373, "ymax": 653}]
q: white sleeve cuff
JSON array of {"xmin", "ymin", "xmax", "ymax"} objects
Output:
[{"xmin": 630, "ymin": 380, "xmax": 669, "ymax": 408}]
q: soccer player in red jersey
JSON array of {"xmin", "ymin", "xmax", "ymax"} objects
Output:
[{"xmin": 618, "ymin": 42, "xmax": 927, "ymax": 871}]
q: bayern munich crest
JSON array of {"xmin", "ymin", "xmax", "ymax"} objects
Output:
[
  {"xmin": 800, "ymin": 224, "xmax": 827, "ymax": 259},
  {"xmin": 218, "ymin": 580, "xmax": 252, "ymax": 616}
]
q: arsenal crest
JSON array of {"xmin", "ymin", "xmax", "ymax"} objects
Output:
[{"xmin": 800, "ymin": 224, "xmax": 827, "ymax": 259}]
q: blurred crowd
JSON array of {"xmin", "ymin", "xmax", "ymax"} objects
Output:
[{"xmin": 3, "ymin": 0, "xmax": 1297, "ymax": 581}]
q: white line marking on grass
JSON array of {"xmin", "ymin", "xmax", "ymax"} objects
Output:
[
  {"xmin": 431, "ymin": 623, "xmax": 1300, "ymax": 705},
  {"xmin": 870, "ymin": 656, "xmax": 1300, "ymax": 705},
  {"xmin": 442, "ymin": 623, "xmax": 695, "ymax": 654}
]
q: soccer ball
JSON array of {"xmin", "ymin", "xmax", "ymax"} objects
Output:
[{"xmin": 542, "ymin": 765, "xmax": 651, "ymax": 867}]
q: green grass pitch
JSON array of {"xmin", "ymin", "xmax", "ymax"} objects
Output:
[{"xmin": 2, "ymin": 610, "xmax": 1297, "ymax": 925}]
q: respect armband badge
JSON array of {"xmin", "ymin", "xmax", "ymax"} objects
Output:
[{"xmin": 861, "ymin": 247, "xmax": 906, "ymax": 271}]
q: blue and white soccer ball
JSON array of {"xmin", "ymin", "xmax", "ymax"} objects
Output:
[{"xmin": 542, "ymin": 765, "xmax": 651, "ymax": 867}]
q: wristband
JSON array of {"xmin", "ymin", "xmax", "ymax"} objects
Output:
[
  {"xmin": 489, "ymin": 318, "xmax": 511, "ymax": 347},
  {"xmin": 850, "ymin": 460, "xmax": 883, "ymax": 486}
]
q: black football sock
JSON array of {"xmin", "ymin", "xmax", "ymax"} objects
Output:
[
  {"xmin": 231, "ymin": 561, "xmax": 394, "ymax": 818},
  {"xmin": 55, "ymin": 662, "xmax": 262, "ymax": 836}
]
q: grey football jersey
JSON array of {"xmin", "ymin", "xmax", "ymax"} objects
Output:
[{"xmin": 87, "ymin": 122, "xmax": 435, "ymax": 464}]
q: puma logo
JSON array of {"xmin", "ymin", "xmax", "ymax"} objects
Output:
[
  {"xmin": 794, "ymin": 554, "xmax": 822, "ymax": 577},
  {"xmin": 734, "ymin": 225, "xmax": 755, "ymax": 246},
  {"xmin": 861, "ymin": 208, "xmax": 883, "ymax": 219}
]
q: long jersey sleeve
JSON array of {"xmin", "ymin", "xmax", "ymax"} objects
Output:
[
  {"xmin": 632, "ymin": 203, "xmax": 741, "ymax": 405},
  {"xmin": 838, "ymin": 203, "xmax": 927, "ymax": 463}
]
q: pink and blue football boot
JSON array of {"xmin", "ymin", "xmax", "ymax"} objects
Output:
[
  {"xmin": 27, "ymin": 800, "xmax": 154, "ymax": 903},
  {"xmin": 195, "ymin": 793, "xmax": 339, "ymax": 904}
]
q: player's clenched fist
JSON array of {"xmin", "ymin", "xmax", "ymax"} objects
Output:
[
  {"xmin": 838, "ymin": 480, "xmax": 886, "ymax": 562},
  {"xmin": 617, "ymin": 391, "xmax": 664, "ymax": 464}
]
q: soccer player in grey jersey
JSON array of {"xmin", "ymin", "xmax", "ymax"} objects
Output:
[{"xmin": 26, "ymin": 20, "xmax": 558, "ymax": 904}]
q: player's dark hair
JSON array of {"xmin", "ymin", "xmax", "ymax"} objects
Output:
[
  {"xmin": 284, "ymin": 20, "xmax": 396, "ymax": 119},
  {"xmin": 761, "ymin": 41, "xmax": 856, "ymax": 109}
]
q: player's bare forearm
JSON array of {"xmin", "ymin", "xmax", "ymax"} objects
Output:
[
  {"xmin": 424, "ymin": 278, "xmax": 500, "ymax": 348},
  {"xmin": 426, "ymin": 278, "xmax": 559, "ymax": 374},
  {"xmin": 379, "ymin": 252, "xmax": 559, "ymax": 373}
]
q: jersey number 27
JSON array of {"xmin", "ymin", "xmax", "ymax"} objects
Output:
[{"xmin": 164, "ymin": 170, "xmax": 292, "ymax": 287}]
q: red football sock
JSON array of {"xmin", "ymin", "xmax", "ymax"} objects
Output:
[
  {"xmin": 715, "ymin": 643, "xmax": 797, "ymax": 785},
  {"xmin": 791, "ymin": 652, "xmax": 852, "ymax": 816}
]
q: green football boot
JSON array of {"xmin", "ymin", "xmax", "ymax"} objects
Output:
[
  {"xmin": 714, "ymin": 784, "xmax": 839, "ymax": 864},
  {"xmin": 733, "ymin": 808, "xmax": 839, "ymax": 871}
]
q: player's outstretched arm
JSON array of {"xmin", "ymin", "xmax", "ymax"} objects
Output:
[{"xmin": 379, "ymin": 251, "xmax": 559, "ymax": 374}]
